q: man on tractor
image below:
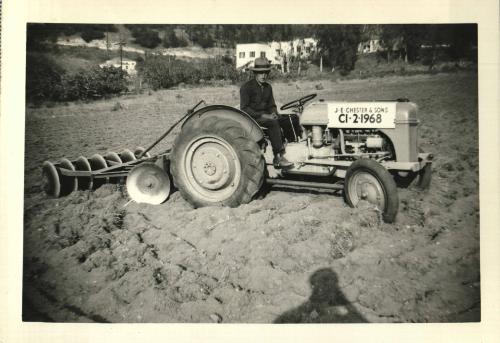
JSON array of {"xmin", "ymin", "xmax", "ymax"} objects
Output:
[{"xmin": 240, "ymin": 57, "xmax": 294, "ymax": 169}]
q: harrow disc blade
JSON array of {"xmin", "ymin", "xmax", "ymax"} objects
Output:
[
  {"xmin": 134, "ymin": 146, "xmax": 151, "ymax": 159},
  {"xmin": 42, "ymin": 161, "xmax": 61, "ymax": 197},
  {"xmin": 73, "ymin": 156, "xmax": 93, "ymax": 190},
  {"xmin": 59, "ymin": 158, "xmax": 78, "ymax": 195},
  {"xmin": 126, "ymin": 162, "xmax": 171, "ymax": 205},
  {"xmin": 89, "ymin": 154, "xmax": 108, "ymax": 170},
  {"xmin": 119, "ymin": 149, "xmax": 136, "ymax": 163},
  {"xmin": 105, "ymin": 151, "xmax": 122, "ymax": 164},
  {"xmin": 105, "ymin": 151, "xmax": 123, "ymax": 184},
  {"xmin": 89, "ymin": 154, "xmax": 108, "ymax": 189}
]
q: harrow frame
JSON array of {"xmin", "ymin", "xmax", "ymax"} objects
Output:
[
  {"xmin": 42, "ymin": 148, "xmax": 171, "ymax": 199},
  {"xmin": 57, "ymin": 151, "xmax": 169, "ymax": 179},
  {"xmin": 42, "ymin": 100, "xmax": 206, "ymax": 200}
]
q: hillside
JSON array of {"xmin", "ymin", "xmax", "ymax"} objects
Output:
[
  {"xmin": 26, "ymin": 23, "xmax": 477, "ymax": 104},
  {"xmin": 56, "ymin": 26, "xmax": 234, "ymax": 60}
]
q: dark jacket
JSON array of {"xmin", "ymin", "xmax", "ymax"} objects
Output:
[{"xmin": 240, "ymin": 78, "xmax": 277, "ymax": 119}]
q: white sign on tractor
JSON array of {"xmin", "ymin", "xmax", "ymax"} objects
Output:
[{"xmin": 327, "ymin": 102, "xmax": 397, "ymax": 128}]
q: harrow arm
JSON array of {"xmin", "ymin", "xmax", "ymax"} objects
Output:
[
  {"xmin": 137, "ymin": 100, "xmax": 205, "ymax": 158},
  {"xmin": 42, "ymin": 101, "xmax": 203, "ymax": 199}
]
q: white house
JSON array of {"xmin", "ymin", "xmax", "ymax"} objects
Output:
[
  {"xmin": 236, "ymin": 38, "xmax": 318, "ymax": 69},
  {"xmin": 99, "ymin": 58, "xmax": 137, "ymax": 75},
  {"xmin": 358, "ymin": 39, "xmax": 383, "ymax": 54}
]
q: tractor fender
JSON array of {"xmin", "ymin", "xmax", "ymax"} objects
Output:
[{"xmin": 182, "ymin": 105, "xmax": 264, "ymax": 143}]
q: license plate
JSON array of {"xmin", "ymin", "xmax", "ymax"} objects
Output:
[{"xmin": 327, "ymin": 102, "xmax": 396, "ymax": 128}]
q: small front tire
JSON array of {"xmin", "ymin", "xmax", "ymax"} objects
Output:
[{"xmin": 344, "ymin": 159, "xmax": 399, "ymax": 223}]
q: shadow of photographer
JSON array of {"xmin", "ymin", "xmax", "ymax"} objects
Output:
[{"xmin": 274, "ymin": 267, "xmax": 367, "ymax": 323}]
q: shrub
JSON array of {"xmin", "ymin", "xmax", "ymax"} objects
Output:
[
  {"xmin": 58, "ymin": 66, "xmax": 128, "ymax": 101},
  {"xmin": 163, "ymin": 30, "xmax": 189, "ymax": 48},
  {"xmin": 81, "ymin": 28, "xmax": 106, "ymax": 43},
  {"xmin": 26, "ymin": 53, "xmax": 65, "ymax": 103},
  {"xmin": 129, "ymin": 27, "xmax": 161, "ymax": 49},
  {"xmin": 26, "ymin": 53, "xmax": 128, "ymax": 103},
  {"xmin": 141, "ymin": 56, "xmax": 245, "ymax": 90}
]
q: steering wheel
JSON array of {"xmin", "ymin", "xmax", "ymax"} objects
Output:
[{"xmin": 280, "ymin": 93, "xmax": 317, "ymax": 111}]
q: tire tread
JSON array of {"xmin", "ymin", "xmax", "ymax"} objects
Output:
[{"xmin": 171, "ymin": 116, "xmax": 264, "ymax": 208}]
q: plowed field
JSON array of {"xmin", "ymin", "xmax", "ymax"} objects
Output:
[{"xmin": 23, "ymin": 72, "xmax": 480, "ymax": 323}]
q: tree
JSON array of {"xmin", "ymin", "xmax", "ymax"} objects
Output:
[
  {"xmin": 130, "ymin": 26, "xmax": 161, "ymax": 49},
  {"xmin": 163, "ymin": 29, "xmax": 179, "ymax": 48},
  {"xmin": 380, "ymin": 25, "xmax": 427, "ymax": 63},
  {"xmin": 27, "ymin": 24, "xmax": 60, "ymax": 50},
  {"xmin": 193, "ymin": 29, "xmax": 215, "ymax": 48},
  {"xmin": 27, "ymin": 24, "xmax": 118, "ymax": 51},
  {"xmin": 81, "ymin": 28, "xmax": 105, "ymax": 43},
  {"xmin": 448, "ymin": 24, "xmax": 477, "ymax": 60},
  {"xmin": 380, "ymin": 25, "xmax": 403, "ymax": 62},
  {"xmin": 379, "ymin": 24, "xmax": 477, "ymax": 64},
  {"xmin": 315, "ymin": 25, "xmax": 362, "ymax": 75}
]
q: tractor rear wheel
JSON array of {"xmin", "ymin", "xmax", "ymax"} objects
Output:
[
  {"xmin": 344, "ymin": 159, "xmax": 399, "ymax": 223},
  {"xmin": 170, "ymin": 117, "xmax": 264, "ymax": 208}
]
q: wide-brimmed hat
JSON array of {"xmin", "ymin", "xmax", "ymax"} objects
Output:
[{"xmin": 250, "ymin": 57, "xmax": 272, "ymax": 72}]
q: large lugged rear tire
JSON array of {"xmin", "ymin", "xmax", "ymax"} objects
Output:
[
  {"xmin": 170, "ymin": 116, "xmax": 265, "ymax": 208},
  {"xmin": 344, "ymin": 159, "xmax": 399, "ymax": 223}
]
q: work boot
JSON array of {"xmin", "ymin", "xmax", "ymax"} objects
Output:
[{"xmin": 273, "ymin": 154, "xmax": 294, "ymax": 169}]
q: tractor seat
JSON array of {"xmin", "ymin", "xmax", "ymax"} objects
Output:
[{"xmin": 233, "ymin": 104, "xmax": 296, "ymax": 141}]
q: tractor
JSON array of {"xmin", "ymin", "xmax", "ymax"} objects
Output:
[{"xmin": 42, "ymin": 95, "xmax": 433, "ymax": 223}]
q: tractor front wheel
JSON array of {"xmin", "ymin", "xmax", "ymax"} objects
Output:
[
  {"xmin": 344, "ymin": 159, "xmax": 399, "ymax": 223},
  {"xmin": 170, "ymin": 117, "xmax": 265, "ymax": 208}
]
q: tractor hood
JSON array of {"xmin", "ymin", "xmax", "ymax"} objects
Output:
[{"xmin": 300, "ymin": 100, "xmax": 418, "ymax": 128}]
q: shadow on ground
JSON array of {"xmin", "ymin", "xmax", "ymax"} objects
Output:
[{"xmin": 274, "ymin": 268, "xmax": 367, "ymax": 323}]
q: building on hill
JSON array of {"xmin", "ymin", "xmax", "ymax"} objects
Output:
[
  {"xmin": 357, "ymin": 39, "xmax": 383, "ymax": 54},
  {"xmin": 99, "ymin": 58, "xmax": 137, "ymax": 75},
  {"xmin": 236, "ymin": 38, "xmax": 318, "ymax": 69}
]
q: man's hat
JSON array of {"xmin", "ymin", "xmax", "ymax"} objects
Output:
[{"xmin": 250, "ymin": 57, "xmax": 272, "ymax": 72}]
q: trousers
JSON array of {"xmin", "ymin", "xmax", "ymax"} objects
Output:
[
  {"xmin": 255, "ymin": 116, "xmax": 284, "ymax": 154},
  {"xmin": 278, "ymin": 114, "xmax": 301, "ymax": 143}
]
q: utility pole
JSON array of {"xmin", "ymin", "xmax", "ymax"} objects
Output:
[
  {"xmin": 118, "ymin": 40, "xmax": 126, "ymax": 70},
  {"xmin": 114, "ymin": 37, "xmax": 127, "ymax": 75},
  {"xmin": 106, "ymin": 31, "xmax": 110, "ymax": 57}
]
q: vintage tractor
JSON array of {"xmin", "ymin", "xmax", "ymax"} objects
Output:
[{"xmin": 42, "ymin": 96, "xmax": 433, "ymax": 223}]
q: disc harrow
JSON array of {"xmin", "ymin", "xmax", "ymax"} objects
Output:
[
  {"xmin": 41, "ymin": 100, "xmax": 205, "ymax": 205},
  {"xmin": 42, "ymin": 146, "xmax": 163, "ymax": 198}
]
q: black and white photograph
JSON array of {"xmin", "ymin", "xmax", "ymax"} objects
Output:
[
  {"xmin": 22, "ymin": 22, "xmax": 480, "ymax": 323},
  {"xmin": 1, "ymin": 0, "xmax": 499, "ymax": 341}
]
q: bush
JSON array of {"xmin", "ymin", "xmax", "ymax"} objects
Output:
[
  {"xmin": 141, "ymin": 56, "xmax": 245, "ymax": 90},
  {"xmin": 163, "ymin": 30, "xmax": 188, "ymax": 48},
  {"xmin": 26, "ymin": 52, "xmax": 128, "ymax": 103},
  {"xmin": 129, "ymin": 27, "xmax": 161, "ymax": 49},
  {"xmin": 58, "ymin": 67, "xmax": 128, "ymax": 101},
  {"xmin": 26, "ymin": 53, "xmax": 65, "ymax": 103},
  {"xmin": 81, "ymin": 28, "xmax": 106, "ymax": 43}
]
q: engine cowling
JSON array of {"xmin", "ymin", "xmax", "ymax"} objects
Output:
[{"xmin": 300, "ymin": 100, "xmax": 419, "ymax": 162}]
